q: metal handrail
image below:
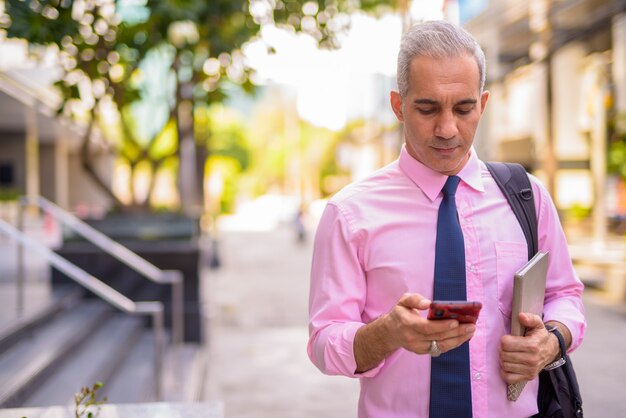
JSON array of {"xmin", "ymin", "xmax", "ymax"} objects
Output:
[
  {"xmin": 0, "ymin": 218, "xmax": 165, "ymax": 400},
  {"xmin": 18, "ymin": 196, "xmax": 184, "ymax": 344}
]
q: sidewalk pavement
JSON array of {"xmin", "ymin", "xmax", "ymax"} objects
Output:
[
  {"xmin": 200, "ymin": 225, "xmax": 626, "ymax": 418},
  {"xmin": 200, "ymin": 226, "xmax": 359, "ymax": 418}
]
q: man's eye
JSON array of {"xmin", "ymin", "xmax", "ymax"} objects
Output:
[
  {"xmin": 455, "ymin": 106, "xmax": 474, "ymax": 115},
  {"xmin": 417, "ymin": 108, "xmax": 436, "ymax": 115}
]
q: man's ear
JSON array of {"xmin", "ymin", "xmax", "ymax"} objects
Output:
[
  {"xmin": 479, "ymin": 90, "xmax": 490, "ymax": 114},
  {"xmin": 390, "ymin": 91, "xmax": 404, "ymax": 122}
]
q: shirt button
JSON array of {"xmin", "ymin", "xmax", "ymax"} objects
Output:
[{"xmin": 473, "ymin": 372, "xmax": 481, "ymax": 380}]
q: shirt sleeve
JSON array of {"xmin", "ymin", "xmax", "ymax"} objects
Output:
[
  {"xmin": 532, "ymin": 177, "xmax": 587, "ymax": 351},
  {"xmin": 307, "ymin": 202, "xmax": 385, "ymax": 378}
]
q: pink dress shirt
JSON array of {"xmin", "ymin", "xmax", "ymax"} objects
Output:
[{"xmin": 307, "ymin": 147, "xmax": 586, "ymax": 418}]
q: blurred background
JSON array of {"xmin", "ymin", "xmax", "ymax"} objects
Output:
[
  {"xmin": 1, "ymin": 0, "xmax": 626, "ymax": 417},
  {"xmin": 1, "ymin": 0, "xmax": 626, "ymax": 239}
]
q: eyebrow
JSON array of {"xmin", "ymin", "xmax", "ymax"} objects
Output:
[{"xmin": 413, "ymin": 98, "xmax": 478, "ymax": 106}]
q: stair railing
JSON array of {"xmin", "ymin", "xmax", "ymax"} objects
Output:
[
  {"xmin": 17, "ymin": 196, "xmax": 184, "ymax": 345},
  {"xmin": 0, "ymin": 218, "xmax": 165, "ymax": 400}
]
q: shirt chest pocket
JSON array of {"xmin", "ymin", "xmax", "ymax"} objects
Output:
[{"xmin": 495, "ymin": 241, "xmax": 529, "ymax": 319}]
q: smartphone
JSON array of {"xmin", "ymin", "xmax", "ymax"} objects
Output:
[{"xmin": 427, "ymin": 301, "xmax": 483, "ymax": 324}]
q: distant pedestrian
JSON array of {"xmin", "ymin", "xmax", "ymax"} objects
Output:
[
  {"xmin": 307, "ymin": 20, "xmax": 586, "ymax": 418},
  {"xmin": 294, "ymin": 206, "xmax": 307, "ymax": 243}
]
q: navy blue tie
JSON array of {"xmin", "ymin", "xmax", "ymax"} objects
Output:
[{"xmin": 429, "ymin": 175, "xmax": 472, "ymax": 418}]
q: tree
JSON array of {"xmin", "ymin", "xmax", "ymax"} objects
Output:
[
  {"xmin": 244, "ymin": 87, "xmax": 338, "ymax": 202},
  {"xmin": 608, "ymin": 113, "xmax": 626, "ymax": 179},
  {"xmin": 2, "ymin": 0, "xmax": 394, "ymax": 213}
]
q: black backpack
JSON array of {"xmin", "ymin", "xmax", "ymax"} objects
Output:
[{"xmin": 485, "ymin": 161, "xmax": 584, "ymax": 418}]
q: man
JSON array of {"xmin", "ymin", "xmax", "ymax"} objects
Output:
[{"xmin": 307, "ymin": 20, "xmax": 585, "ymax": 418}]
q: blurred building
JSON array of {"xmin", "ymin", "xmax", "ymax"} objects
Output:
[
  {"xmin": 460, "ymin": 0, "xmax": 626, "ymax": 242},
  {"xmin": 0, "ymin": 38, "xmax": 112, "ymax": 214}
]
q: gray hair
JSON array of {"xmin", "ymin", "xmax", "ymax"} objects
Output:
[{"xmin": 396, "ymin": 20, "xmax": 486, "ymax": 98}]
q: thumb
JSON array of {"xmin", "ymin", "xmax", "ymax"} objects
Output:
[
  {"xmin": 398, "ymin": 293, "xmax": 431, "ymax": 311},
  {"xmin": 519, "ymin": 312, "xmax": 544, "ymax": 330}
]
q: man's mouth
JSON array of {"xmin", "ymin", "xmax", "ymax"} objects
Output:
[{"xmin": 433, "ymin": 146, "xmax": 458, "ymax": 154}]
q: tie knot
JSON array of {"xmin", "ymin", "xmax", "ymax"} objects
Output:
[{"xmin": 442, "ymin": 176, "xmax": 461, "ymax": 196}]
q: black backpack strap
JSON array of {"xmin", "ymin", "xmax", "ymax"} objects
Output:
[
  {"xmin": 485, "ymin": 162, "xmax": 538, "ymax": 260},
  {"xmin": 487, "ymin": 163, "xmax": 581, "ymax": 417}
]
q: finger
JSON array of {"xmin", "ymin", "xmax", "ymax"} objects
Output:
[
  {"xmin": 500, "ymin": 359, "xmax": 530, "ymax": 376},
  {"xmin": 500, "ymin": 359, "xmax": 538, "ymax": 381},
  {"xmin": 406, "ymin": 325, "xmax": 474, "ymax": 355},
  {"xmin": 500, "ymin": 348, "xmax": 538, "ymax": 373},
  {"xmin": 500, "ymin": 334, "xmax": 536, "ymax": 353},
  {"xmin": 500, "ymin": 350, "xmax": 539, "ymax": 366},
  {"xmin": 432, "ymin": 328, "xmax": 476, "ymax": 353},
  {"xmin": 500, "ymin": 368, "xmax": 530, "ymax": 385},
  {"xmin": 426, "ymin": 323, "xmax": 475, "ymax": 341},
  {"xmin": 435, "ymin": 335, "xmax": 471, "ymax": 354},
  {"xmin": 501, "ymin": 335, "xmax": 547, "ymax": 364},
  {"xmin": 398, "ymin": 293, "xmax": 431, "ymax": 311},
  {"xmin": 422, "ymin": 318, "xmax": 461, "ymax": 336},
  {"xmin": 420, "ymin": 340, "xmax": 435, "ymax": 355},
  {"xmin": 499, "ymin": 342, "xmax": 544, "ymax": 375},
  {"xmin": 387, "ymin": 304, "xmax": 423, "ymax": 333},
  {"xmin": 518, "ymin": 312, "xmax": 544, "ymax": 330}
]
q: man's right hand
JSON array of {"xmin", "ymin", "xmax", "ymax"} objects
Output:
[{"xmin": 354, "ymin": 293, "xmax": 476, "ymax": 373}]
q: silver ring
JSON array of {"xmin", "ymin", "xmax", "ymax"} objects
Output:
[{"xmin": 429, "ymin": 340, "xmax": 442, "ymax": 357}]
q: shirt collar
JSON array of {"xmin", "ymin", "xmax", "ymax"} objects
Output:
[{"xmin": 398, "ymin": 145, "xmax": 485, "ymax": 202}]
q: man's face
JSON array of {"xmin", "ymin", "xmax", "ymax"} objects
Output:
[{"xmin": 390, "ymin": 54, "xmax": 489, "ymax": 176}]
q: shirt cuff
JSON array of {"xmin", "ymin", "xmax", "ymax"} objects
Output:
[
  {"xmin": 542, "ymin": 302, "xmax": 586, "ymax": 352},
  {"xmin": 312, "ymin": 322, "xmax": 386, "ymax": 378}
]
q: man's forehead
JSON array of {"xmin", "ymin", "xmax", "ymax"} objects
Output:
[
  {"xmin": 412, "ymin": 97, "xmax": 478, "ymax": 105},
  {"xmin": 406, "ymin": 55, "xmax": 481, "ymax": 99}
]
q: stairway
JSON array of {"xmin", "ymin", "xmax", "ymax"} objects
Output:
[{"xmin": 0, "ymin": 284, "xmax": 206, "ymax": 409}]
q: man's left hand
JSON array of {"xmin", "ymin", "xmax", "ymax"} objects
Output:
[{"xmin": 499, "ymin": 313, "xmax": 559, "ymax": 384}]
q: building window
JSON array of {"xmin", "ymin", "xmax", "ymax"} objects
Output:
[{"xmin": 0, "ymin": 162, "xmax": 14, "ymax": 187}]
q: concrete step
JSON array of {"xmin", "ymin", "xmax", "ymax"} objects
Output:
[
  {"xmin": 100, "ymin": 332, "xmax": 156, "ymax": 403},
  {"xmin": 23, "ymin": 313, "xmax": 144, "ymax": 407},
  {"xmin": 102, "ymin": 334, "xmax": 205, "ymax": 404},
  {"xmin": 162, "ymin": 343, "xmax": 207, "ymax": 403},
  {"xmin": 0, "ymin": 401, "xmax": 225, "ymax": 418},
  {"xmin": 0, "ymin": 299, "xmax": 113, "ymax": 408},
  {"xmin": 0, "ymin": 285, "xmax": 84, "ymax": 355}
]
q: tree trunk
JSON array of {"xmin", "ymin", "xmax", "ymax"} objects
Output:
[
  {"xmin": 175, "ymin": 97, "xmax": 202, "ymax": 215},
  {"xmin": 173, "ymin": 61, "xmax": 206, "ymax": 216},
  {"xmin": 80, "ymin": 110, "xmax": 125, "ymax": 209}
]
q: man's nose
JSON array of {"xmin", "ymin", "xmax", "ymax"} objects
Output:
[{"xmin": 434, "ymin": 111, "xmax": 458, "ymax": 139}]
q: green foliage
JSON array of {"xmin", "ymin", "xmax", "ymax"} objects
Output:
[
  {"xmin": 199, "ymin": 104, "xmax": 252, "ymax": 213},
  {"xmin": 207, "ymin": 155, "xmax": 242, "ymax": 213},
  {"xmin": 272, "ymin": 0, "xmax": 395, "ymax": 48},
  {"xmin": 238, "ymin": 88, "xmax": 346, "ymax": 201},
  {"xmin": 5, "ymin": 0, "xmax": 78, "ymax": 44},
  {"xmin": 74, "ymin": 381, "xmax": 108, "ymax": 418},
  {"xmin": 608, "ymin": 113, "xmax": 626, "ymax": 180},
  {"xmin": 148, "ymin": 119, "xmax": 178, "ymax": 160},
  {"xmin": 318, "ymin": 135, "xmax": 348, "ymax": 196},
  {"xmin": 608, "ymin": 138, "xmax": 626, "ymax": 178},
  {"xmin": 204, "ymin": 104, "xmax": 251, "ymax": 170},
  {"xmin": 566, "ymin": 203, "xmax": 592, "ymax": 221},
  {"xmin": 3, "ymin": 0, "xmax": 395, "ymax": 210},
  {"xmin": 0, "ymin": 188, "xmax": 20, "ymax": 201}
]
